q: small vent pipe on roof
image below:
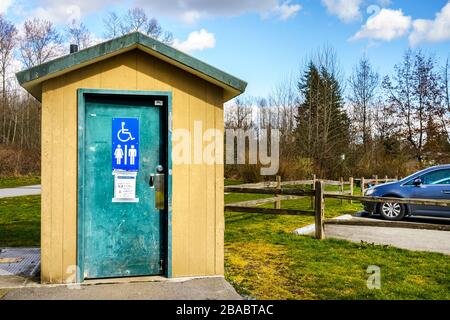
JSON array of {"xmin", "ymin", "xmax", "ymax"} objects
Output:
[{"xmin": 70, "ymin": 44, "xmax": 78, "ymax": 54}]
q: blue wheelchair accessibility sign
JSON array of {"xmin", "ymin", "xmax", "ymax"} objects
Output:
[{"xmin": 112, "ymin": 118, "xmax": 139, "ymax": 171}]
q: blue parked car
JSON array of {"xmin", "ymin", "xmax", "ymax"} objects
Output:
[{"xmin": 363, "ymin": 165, "xmax": 450, "ymax": 220}]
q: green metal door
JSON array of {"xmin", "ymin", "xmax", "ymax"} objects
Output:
[{"xmin": 80, "ymin": 92, "xmax": 168, "ymax": 279}]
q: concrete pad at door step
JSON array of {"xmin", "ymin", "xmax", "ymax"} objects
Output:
[
  {"xmin": 2, "ymin": 276, "xmax": 243, "ymax": 300},
  {"xmin": 325, "ymin": 224, "xmax": 450, "ymax": 255}
]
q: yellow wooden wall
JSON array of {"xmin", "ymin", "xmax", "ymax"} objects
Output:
[{"xmin": 41, "ymin": 49, "xmax": 224, "ymax": 283}]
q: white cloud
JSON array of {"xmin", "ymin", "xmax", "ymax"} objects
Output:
[
  {"xmin": 351, "ymin": 8, "xmax": 412, "ymax": 41},
  {"xmin": 181, "ymin": 11, "xmax": 203, "ymax": 25},
  {"xmin": 409, "ymin": 2, "xmax": 450, "ymax": 46},
  {"xmin": 134, "ymin": 0, "xmax": 301, "ymax": 24},
  {"xmin": 321, "ymin": 0, "xmax": 363, "ymax": 23},
  {"xmin": 0, "ymin": 0, "xmax": 13, "ymax": 14},
  {"xmin": 33, "ymin": 4, "xmax": 82, "ymax": 24},
  {"xmin": 173, "ymin": 29, "xmax": 216, "ymax": 53},
  {"xmin": 272, "ymin": 1, "xmax": 302, "ymax": 21},
  {"xmin": 23, "ymin": 1, "xmax": 120, "ymax": 24},
  {"xmin": 12, "ymin": 0, "xmax": 300, "ymax": 25}
]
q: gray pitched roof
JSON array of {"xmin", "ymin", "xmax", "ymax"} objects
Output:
[{"xmin": 16, "ymin": 32, "xmax": 247, "ymax": 101}]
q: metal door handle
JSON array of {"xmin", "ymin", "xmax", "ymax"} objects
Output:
[
  {"xmin": 149, "ymin": 175, "xmax": 155, "ymax": 188},
  {"xmin": 442, "ymin": 190, "xmax": 450, "ymax": 194}
]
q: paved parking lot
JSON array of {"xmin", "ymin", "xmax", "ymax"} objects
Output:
[
  {"xmin": 325, "ymin": 223, "xmax": 450, "ymax": 255},
  {"xmin": 356, "ymin": 211, "xmax": 450, "ymax": 226},
  {"xmin": 325, "ymin": 214, "xmax": 450, "ymax": 255},
  {"xmin": 0, "ymin": 185, "xmax": 41, "ymax": 198}
]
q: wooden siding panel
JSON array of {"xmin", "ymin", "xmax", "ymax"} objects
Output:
[
  {"xmin": 187, "ymin": 83, "xmax": 207, "ymax": 275},
  {"xmin": 205, "ymin": 84, "xmax": 217, "ymax": 275},
  {"xmin": 40, "ymin": 82, "xmax": 53, "ymax": 283},
  {"xmin": 100, "ymin": 51, "xmax": 137, "ymax": 90},
  {"xmin": 213, "ymin": 87, "xmax": 225, "ymax": 275},
  {"xmin": 163, "ymin": 78, "xmax": 191, "ymax": 276},
  {"xmin": 136, "ymin": 51, "xmax": 156, "ymax": 90},
  {"xmin": 60, "ymin": 73, "xmax": 77, "ymax": 283},
  {"xmin": 49, "ymin": 76, "xmax": 64, "ymax": 283}
]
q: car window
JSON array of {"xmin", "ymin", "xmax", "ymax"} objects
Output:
[
  {"xmin": 420, "ymin": 169, "xmax": 450, "ymax": 185},
  {"xmin": 400, "ymin": 167, "xmax": 434, "ymax": 183},
  {"xmin": 432, "ymin": 177, "xmax": 450, "ymax": 185}
]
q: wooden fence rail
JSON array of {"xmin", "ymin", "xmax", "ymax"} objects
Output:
[
  {"xmin": 229, "ymin": 175, "xmax": 399, "ymax": 199},
  {"xmin": 224, "ymin": 186, "xmax": 314, "ymax": 197},
  {"xmin": 224, "ymin": 178, "xmax": 450, "ymax": 240},
  {"xmin": 224, "ymin": 206, "xmax": 315, "ymax": 216}
]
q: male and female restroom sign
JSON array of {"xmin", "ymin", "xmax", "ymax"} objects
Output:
[{"xmin": 112, "ymin": 118, "xmax": 139, "ymax": 171}]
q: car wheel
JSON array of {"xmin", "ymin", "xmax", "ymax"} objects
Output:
[{"xmin": 378, "ymin": 201, "xmax": 406, "ymax": 221}]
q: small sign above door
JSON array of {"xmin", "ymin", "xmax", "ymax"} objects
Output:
[{"xmin": 112, "ymin": 118, "xmax": 139, "ymax": 171}]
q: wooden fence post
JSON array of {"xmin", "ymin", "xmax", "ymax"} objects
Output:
[
  {"xmin": 311, "ymin": 174, "xmax": 316, "ymax": 209},
  {"xmin": 374, "ymin": 175, "xmax": 378, "ymax": 185},
  {"xmin": 274, "ymin": 175, "xmax": 281, "ymax": 209},
  {"xmin": 315, "ymin": 180, "xmax": 324, "ymax": 240},
  {"xmin": 384, "ymin": 175, "xmax": 388, "ymax": 183},
  {"xmin": 349, "ymin": 177, "xmax": 354, "ymax": 204},
  {"xmin": 361, "ymin": 177, "xmax": 365, "ymax": 196},
  {"xmin": 339, "ymin": 177, "xmax": 344, "ymax": 205}
]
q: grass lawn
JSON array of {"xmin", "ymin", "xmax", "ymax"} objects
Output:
[
  {"xmin": 224, "ymin": 184, "xmax": 450, "ymax": 300},
  {"xmin": 0, "ymin": 289, "xmax": 9, "ymax": 298},
  {"xmin": 224, "ymin": 179, "xmax": 245, "ymax": 186},
  {"xmin": 0, "ymin": 196, "xmax": 40, "ymax": 247},
  {"xmin": 0, "ymin": 176, "xmax": 41, "ymax": 189}
]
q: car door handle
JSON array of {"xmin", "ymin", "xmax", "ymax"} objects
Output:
[{"xmin": 442, "ymin": 190, "xmax": 450, "ymax": 194}]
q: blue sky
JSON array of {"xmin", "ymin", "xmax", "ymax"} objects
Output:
[{"xmin": 2, "ymin": 0, "xmax": 450, "ymax": 97}]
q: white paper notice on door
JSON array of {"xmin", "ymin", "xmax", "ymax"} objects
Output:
[{"xmin": 112, "ymin": 171, "xmax": 139, "ymax": 202}]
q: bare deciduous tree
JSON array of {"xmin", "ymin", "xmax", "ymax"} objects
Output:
[
  {"xmin": 0, "ymin": 15, "xmax": 17, "ymax": 144},
  {"xmin": 268, "ymin": 74, "xmax": 298, "ymax": 132},
  {"xmin": 121, "ymin": 8, "xmax": 148, "ymax": 34},
  {"xmin": 266, "ymin": 75, "xmax": 298, "ymax": 160},
  {"xmin": 19, "ymin": 18, "xmax": 63, "ymax": 68},
  {"xmin": 0, "ymin": 15, "xmax": 16, "ymax": 99},
  {"xmin": 66, "ymin": 19, "xmax": 92, "ymax": 49},
  {"xmin": 383, "ymin": 50, "xmax": 443, "ymax": 162},
  {"xmin": 445, "ymin": 56, "xmax": 450, "ymax": 112},
  {"xmin": 348, "ymin": 56, "xmax": 379, "ymax": 147},
  {"xmin": 441, "ymin": 56, "xmax": 450, "ymax": 139},
  {"xmin": 225, "ymin": 96, "xmax": 254, "ymax": 130},
  {"xmin": 103, "ymin": 8, "xmax": 173, "ymax": 44},
  {"xmin": 161, "ymin": 31, "xmax": 174, "ymax": 45},
  {"xmin": 103, "ymin": 12, "xmax": 121, "ymax": 39}
]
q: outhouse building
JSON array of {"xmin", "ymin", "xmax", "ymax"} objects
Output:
[{"xmin": 16, "ymin": 32, "xmax": 246, "ymax": 283}]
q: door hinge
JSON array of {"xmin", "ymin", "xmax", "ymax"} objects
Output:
[{"xmin": 159, "ymin": 259, "xmax": 164, "ymax": 272}]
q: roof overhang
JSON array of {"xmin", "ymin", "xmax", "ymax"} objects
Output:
[{"xmin": 16, "ymin": 32, "xmax": 247, "ymax": 102}]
